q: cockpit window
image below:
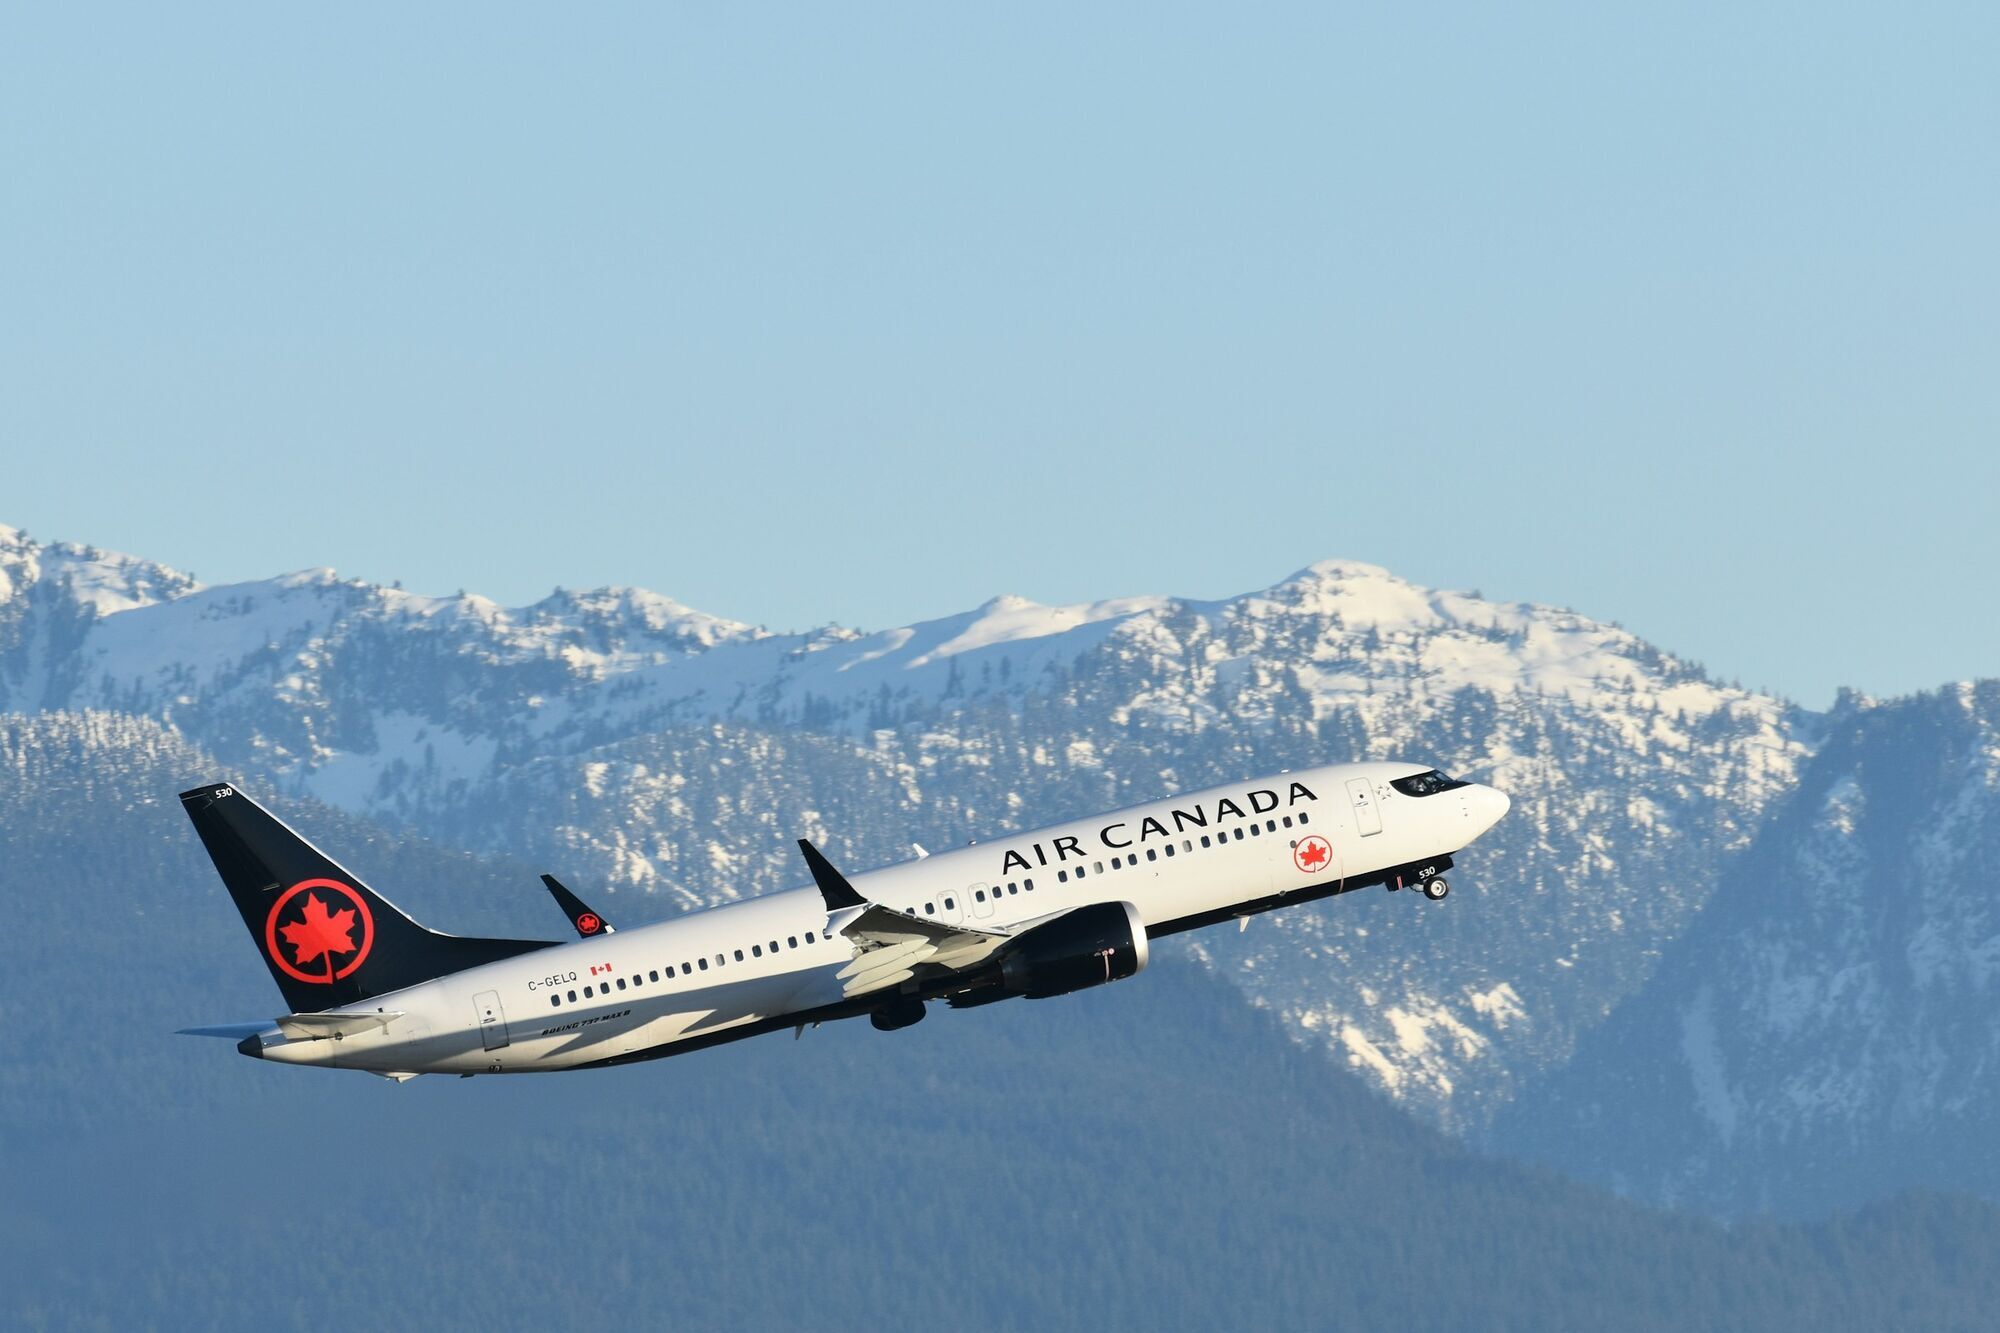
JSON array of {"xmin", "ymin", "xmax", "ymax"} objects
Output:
[{"xmin": 1391, "ymin": 769, "xmax": 1470, "ymax": 797}]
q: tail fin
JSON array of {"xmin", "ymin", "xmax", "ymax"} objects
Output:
[{"xmin": 180, "ymin": 781, "xmax": 554, "ymax": 1013}]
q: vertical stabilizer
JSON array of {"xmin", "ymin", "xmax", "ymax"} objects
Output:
[{"xmin": 180, "ymin": 782, "xmax": 553, "ymax": 1013}]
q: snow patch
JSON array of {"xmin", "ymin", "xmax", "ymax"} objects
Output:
[
  {"xmin": 1468, "ymin": 982, "xmax": 1526, "ymax": 1030},
  {"xmin": 1680, "ymin": 985, "xmax": 1738, "ymax": 1146}
]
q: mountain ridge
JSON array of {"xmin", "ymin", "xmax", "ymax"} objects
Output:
[{"xmin": 0, "ymin": 521, "xmax": 1818, "ymax": 1136}]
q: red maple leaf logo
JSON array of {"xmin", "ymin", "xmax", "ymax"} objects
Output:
[
  {"xmin": 279, "ymin": 892, "xmax": 359, "ymax": 967},
  {"xmin": 1298, "ymin": 839, "xmax": 1328, "ymax": 869}
]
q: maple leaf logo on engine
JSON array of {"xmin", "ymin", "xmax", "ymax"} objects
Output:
[
  {"xmin": 1293, "ymin": 836, "xmax": 1331, "ymax": 873},
  {"xmin": 264, "ymin": 879, "xmax": 376, "ymax": 984}
]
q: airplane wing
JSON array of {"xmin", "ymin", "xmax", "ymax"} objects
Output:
[
  {"xmin": 796, "ymin": 839, "xmax": 1011, "ymax": 998},
  {"xmin": 541, "ymin": 873, "xmax": 613, "ymax": 937}
]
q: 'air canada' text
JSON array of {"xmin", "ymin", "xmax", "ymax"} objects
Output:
[{"xmin": 998, "ymin": 782, "xmax": 1319, "ymax": 876}]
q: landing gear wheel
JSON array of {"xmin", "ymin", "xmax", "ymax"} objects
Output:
[{"xmin": 1422, "ymin": 877, "xmax": 1450, "ymax": 901}]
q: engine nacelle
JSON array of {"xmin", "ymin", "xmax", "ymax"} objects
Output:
[{"xmin": 998, "ymin": 901, "xmax": 1149, "ymax": 999}]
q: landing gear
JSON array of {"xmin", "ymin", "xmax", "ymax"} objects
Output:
[
  {"xmin": 1422, "ymin": 877, "xmax": 1450, "ymax": 901},
  {"xmin": 870, "ymin": 998, "xmax": 926, "ymax": 1032}
]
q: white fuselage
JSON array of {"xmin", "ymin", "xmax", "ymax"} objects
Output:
[{"xmin": 251, "ymin": 761, "xmax": 1508, "ymax": 1077}]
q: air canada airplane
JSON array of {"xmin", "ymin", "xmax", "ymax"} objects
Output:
[{"xmin": 179, "ymin": 762, "xmax": 1509, "ymax": 1080}]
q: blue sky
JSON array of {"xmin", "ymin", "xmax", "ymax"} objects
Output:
[{"xmin": 4, "ymin": 3, "xmax": 1994, "ymax": 706}]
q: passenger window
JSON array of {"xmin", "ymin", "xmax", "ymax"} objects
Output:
[
  {"xmin": 975, "ymin": 890, "xmax": 985, "ymax": 902},
  {"xmin": 734, "ymin": 949, "xmax": 744, "ymax": 962},
  {"xmin": 1267, "ymin": 819, "xmax": 1277, "ymax": 832},
  {"xmin": 1234, "ymin": 828, "xmax": 1245, "ymax": 841},
  {"xmin": 1024, "ymin": 878, "xmax": 1033, "ymax": 890},
  {"xmin": 945, "ymin": 898, "xmax": 955, "ymax": 910},
  {"xmin": 1058, "ymin": 870, "xmax": 1069, "ymax": 883},
  {"xmin": 551, "ymin": 995, "xmax": 561, "ymax": 1008},
  {"xmin": 1146, "ymin": 848, "xmax": 1158, "ymax": 861},
  {"xmin": 567, "ymin": 989, "xmax": 577, "ymax": 1003},
  {"xmin": 925, "ymin": 903, "xmax": 936, "ymax": 914},
  {"xmin": 649, "ymin": 970, "xmax": 659, "ymax": 983},
  {"xmin": 1201, "ymin": 835, "xmax": 1211, "ymax": 848},
  {"xmin": 583, "ymin": 985, "xmax": 593, "ymax": 998},
  {"xmin": 1282, "ymin": 815, "xmax": 1293, "ymax": 828},
  {"xmin": 1164, "ymin": 844, "xmax": 1175, "ymax": 857},
  {"xmin": 1094, "ymin": 861, "xmax": 1104, "ymax": 874},
  {"xmin": 789, "ymin": 936, "xmax": 799, "ymax": 948},
  {"xmin": 1298, "ymin": 811, "xmax": 1310, "ymax": 825},
  {"xmin": 698, "ymin": 958, "xmax": 708, "ymax": 971},
  {"xmin": 1249, "ymin": 824, "xmax": 1260, "ymax": 837},
  {"xmin": 806, "ymin": 932, "xmax": 816, "ymax": 943},
  {"xmin": 1183, "ymin": 839, "xmax": 1193, "ymax": 852},
  {"xmin": 612, "ymin": 978, "xmax": 623, "ymax": 990},
  {"xmin": 752, "ymin": 944, "xmax": 763, "ymax": 957}
]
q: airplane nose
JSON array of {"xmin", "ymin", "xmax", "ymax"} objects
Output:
[{"xmin": 1475, "ymin": 784, "xmax": 1511, "ymax": 831}]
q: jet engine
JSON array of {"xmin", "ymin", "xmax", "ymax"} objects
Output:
[{"xmin": 998, "ymin": 901, "xmax": 1149, "ymax": 999}]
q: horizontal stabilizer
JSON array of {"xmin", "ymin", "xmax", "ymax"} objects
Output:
[
  {"xmin": 276, "ymin": 1011, "xmax": 404, "ymax": 1040},
  {"xmin": 177, "ymin": 1023, "xmax": 272, "ymax": 1040}
]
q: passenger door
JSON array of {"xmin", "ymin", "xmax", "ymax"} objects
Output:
[
  {"xmin": 473, "ymin": 990, "xmax": 510, "ymax": 1051},
  {"xmin": 1346, "ymin": 777, "xmax": 1383, "ymax": 836}
]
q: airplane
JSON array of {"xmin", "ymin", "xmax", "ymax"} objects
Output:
[{"xmin": 178, "ymin": 761, "xmax": 1510, "ymax": 1079}]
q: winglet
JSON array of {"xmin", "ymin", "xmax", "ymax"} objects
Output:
[
  {"xmin": 798, "ymin": 839, "xmax": 867, "ymax": 911},
  {"xmin": 541, "ymin": 873, "xmax": 613, "ymax": 937}
]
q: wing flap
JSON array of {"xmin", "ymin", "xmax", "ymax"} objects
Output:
[{"xmin": 840, "ymin": 940, "xmax": 941, "ymax": 997}]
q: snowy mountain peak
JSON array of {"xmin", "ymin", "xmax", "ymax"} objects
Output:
[
  {"xmin": 1286, "ymin": 556, "xmax": 1402, "ymax": 583},
  {"xmin": 541, "ymin": 585, "xmax": 761, "ymax": 648},
  {"xmin": 0, "ymin": 526, "xmax": 199, "ymax": 617}
]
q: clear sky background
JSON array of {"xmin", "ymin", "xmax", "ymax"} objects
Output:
[{"xmin": 4, "ymin": 4, "xmax": 1995, "ymax": 707}]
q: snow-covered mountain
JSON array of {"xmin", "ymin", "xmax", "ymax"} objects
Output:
[
  {"xmin": 0, "ymin": 521, "xmax": 1812, "ymax": 1129},
  {"xmin": 1487, "ymin": 682, "xmax": 2000, "ymax": 1215}
]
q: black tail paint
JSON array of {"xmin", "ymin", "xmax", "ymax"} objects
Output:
[
  {"xmin": 180, "ymin": 781, "xmax": 555, "ymax": 1013},
  {"xmin": 540, "ymin": 873, "xmax": 613, "ymax": 937}
]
